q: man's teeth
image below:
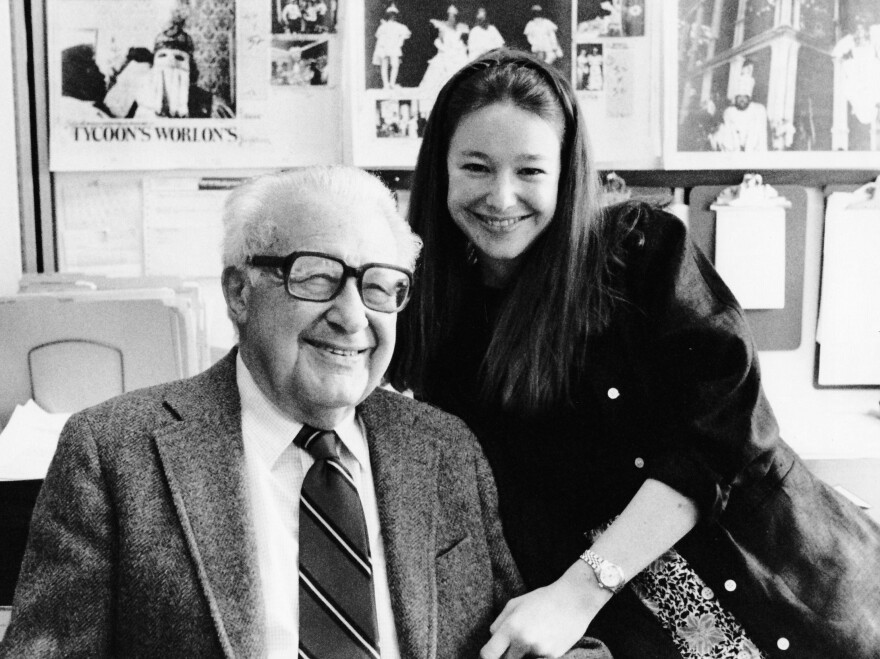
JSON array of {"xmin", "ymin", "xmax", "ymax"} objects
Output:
[{"xmin": 321, "ymin": 346, "xmax": 361, "ymax": 356}]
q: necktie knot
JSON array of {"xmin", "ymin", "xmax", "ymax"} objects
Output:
[{"xmin": 294, "ymin": 425, "xmax": 339, "ymax": 462}]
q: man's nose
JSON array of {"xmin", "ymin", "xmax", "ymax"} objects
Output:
[
  {"xmin": 326, "ymin": 277, "xmax": 369, "ymax": 332},
  {"xmin": 485, "ymin": 172, "xmax": 518, "ymax": 211}
]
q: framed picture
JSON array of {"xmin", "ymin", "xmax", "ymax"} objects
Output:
[
  {"xmin": 664, "ymin": 0, "xmax": 880, "ymax": 169},
  {"xmin": 47, "ymin": 0, "xmax": 344, "ymax": 172},
  {"xmin": 351, "ymin": 0, "xmax": 573, "ymax": 168}
]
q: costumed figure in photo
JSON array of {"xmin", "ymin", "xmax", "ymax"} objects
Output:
[
  {"xmin": 399, "ymin": 101, "xmax": 419, "ymax": 137},
  {"xmin": 281, "ymin": 0, "xmax": 302, "ymax": 33},
  {"xmin": 599, "ymin": 0, "xmax": 623, "ymax": 36},
  {"xmin": 286, "ymin": 45, "xmax": 307, "ymax": 85},
  {"xmin": 713, "ymin": 65, "xmax": 768, "ymax": 151},
  {"xmin": 418, "ymin": 5, "xmax": 470, "ymax": 102},
  {"xmin": 372, "ymin": 3, "xmax": 411, "ymax": 90},
  {"xmin": 102, "ymin": 11, "xmax": 233, "ymax": 119},
  {"xmin": 585, "ymin": 45, "xmax": 603, "ymax": 91},
  {"xmin": 302, "ymin": 0, "xmax": 329, "ymax": 34},
  {"xmin": 59, "ymin": 43, "xmax": 111, "ymax": 120},
  {"xmin": 576, "ymin": 48, "xmax": 589, "ymax": 89},
  {"xmin": 523, "ymin": 5, "xmax": 563, "ymax": 65},
  {"xmin": 390, "ymin": 47, "xmax": 880, "ymax": 659},
  {"xmin": 831, "ymin": 22, "xmax": 880, "ymax": 150},
  {"xmin": 309, "ymin": 55, "xmax": 328, "ymax": 85},
  {"xmin": 468, "ymin": 7, "xmax": 505, "ymax": 61}
]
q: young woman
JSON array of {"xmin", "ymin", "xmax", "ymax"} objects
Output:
[{"xmin": 389, "ymin": 48, "xmax": 880, "ymax": 659}]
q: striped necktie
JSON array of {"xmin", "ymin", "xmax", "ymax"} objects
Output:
[{"xmin": 295, "ymin": 425, "xmax": 380, "ymax": 659}]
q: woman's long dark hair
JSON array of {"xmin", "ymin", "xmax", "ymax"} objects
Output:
[{"xmin": 389, "ymin": 48, "xmax": 618, "ymax": 414}]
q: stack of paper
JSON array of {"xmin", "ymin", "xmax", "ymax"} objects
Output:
[{"xmin": 0, "ymin": 400, "xmax": 69, "ymax": 481}]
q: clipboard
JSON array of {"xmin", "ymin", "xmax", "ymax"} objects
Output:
[
  {"xmin": 688, "ymin": 184, "xmax": 811, "ymax": 351},
  {"xmin": 814, "ymin": 180, "xmax": 880, "ymax": 388}
]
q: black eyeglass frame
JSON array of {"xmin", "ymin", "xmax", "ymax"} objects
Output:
[{"xmin": 248, "ymin": 250, "xmax": 414, "ymax": 313}]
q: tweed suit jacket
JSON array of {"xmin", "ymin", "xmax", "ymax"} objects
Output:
[{"xmin": 0, "ymin": 351, "xmax": 611, "ymax": 659}]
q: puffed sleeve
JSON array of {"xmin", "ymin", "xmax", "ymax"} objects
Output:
[
  {"xmin": 1, "ymin": 413, "xmax": 115, "ymax": 657},
  {"xmin": 618, "ymin": 204, "xmax": 780, "ymax": 520}
]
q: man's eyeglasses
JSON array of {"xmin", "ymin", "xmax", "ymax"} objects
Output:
[{"xmin": 248, "ymin": 251, "xmax": 413, "ymax": 313}]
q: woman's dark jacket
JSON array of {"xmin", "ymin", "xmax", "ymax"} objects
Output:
[{"xmin": 417, "ymin": 202, "xmax": 880, "ymax": 659}]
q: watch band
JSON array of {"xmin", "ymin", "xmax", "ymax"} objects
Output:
[{"xmin": 579, "ymin": 549, "xmax": 626, "ymax": 594}]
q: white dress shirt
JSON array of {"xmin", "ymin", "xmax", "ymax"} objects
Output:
[{"xmin": 236, "ymin": 354, "xmax": 401, "ymax": 658}]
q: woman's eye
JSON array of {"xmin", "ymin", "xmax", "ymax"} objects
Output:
[
  {"xmin": 519, "ymin": 167, "xmax": 546, "ymax": 177},
  {"xmin": 460, "ymin": 162, "xmax": 489, "ymax": 173}
]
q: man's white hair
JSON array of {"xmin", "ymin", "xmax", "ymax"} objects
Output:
[{"xmin": 222, "ymin": 165, "xmax": 422, "ymax": 272}]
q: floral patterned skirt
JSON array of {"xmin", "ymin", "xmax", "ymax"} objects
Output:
[
  {"xmin": 587, "ymin": 525, "xmax": 766, "ymax": 658},
  {"xmin": 628, "ymin": 548, "xmax": 766, "ymax": 659}
]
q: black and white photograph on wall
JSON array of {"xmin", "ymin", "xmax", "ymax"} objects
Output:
[
  {"xmin": 577, "ymin": 0, "xmax": 645, "ymax": 38},
  {"xmin": 670, "ymin": 0, "xmax": 880, "ymax": 167},
  {"xmin": 363, "ymin": 0, "xmax": 572, "ymax": 104},
  {"xmin": 271, "ymin": 0, "xmax": 338, "ymax": 35},
  {"xmin": 576, "ymin": 43, "xmax": 604, "ymax": 91},
  {"xmin": 48, "ymin": 0, "xmax": 244, "ymax": 171},
  {"xmin": 270, "ymin": 36, "xmax": 329, "ymax": 86},
  {"xmin": 375, "ymin": 98, "xmax": 427, "ymax": 138},
  {"xmin": 57, "ymin": 3, "xmax": 235, "ymax": 121},
  {"xmin": 49, "ymin": 0, "xmax": 347, "ymax": 171}
]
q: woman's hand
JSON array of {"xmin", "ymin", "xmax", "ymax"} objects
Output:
[{"xmin": 479, "ymin": 562, "xmax": 611, "ymax": 659}]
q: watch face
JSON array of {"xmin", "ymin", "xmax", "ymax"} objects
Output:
[{"xmin": 599, "ymin": 563, "xmax": 623, "ymax": 588}]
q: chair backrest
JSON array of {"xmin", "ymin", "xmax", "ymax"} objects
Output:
[{"xmin": 0, "ymin": 289, "xmax": 197, "ymax": 427}]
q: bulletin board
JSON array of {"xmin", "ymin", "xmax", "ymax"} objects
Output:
[
  {"xmin": 47, "ymin": 0, "xmax": 343, "ymax": 171},
  {"xmin": 349, "ymin": 0, "xmax": 659, "ymax": 169},
  {"xmin": 688, "ymin": 184, "xmax": 811, "ymax": 351}
]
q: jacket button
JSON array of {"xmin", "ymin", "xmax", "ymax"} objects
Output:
[
  {"xmin": 700, "ymin": 586, "xmax": 714, "ymax": 600},
  {"xmin": 724, "ymin": 579, "xmax": 736, "ymax": 592},
  {"xmin": 634, "ymin": 457, "xmax": 645, "ymax": 469},
  {"xmin": 607, "ymin": 387, "xmax": 620, "ymax": 399},
  {"xmin": 777, "ymin": 637, "xmax": 789, "ymax": 650}
]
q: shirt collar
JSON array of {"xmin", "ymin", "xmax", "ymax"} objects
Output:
[{"xmin": 236, "ymin": 352, "xmax": 367, "ymax": 469}]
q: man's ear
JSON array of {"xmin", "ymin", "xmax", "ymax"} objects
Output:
[{"xmin": 222, "ymin": 266, "xmax": 250, "ymax": 326}]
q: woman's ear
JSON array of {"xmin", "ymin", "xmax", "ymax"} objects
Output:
[{"xmin": 222, "ymin": 266, "xmax": 250, "ymax": 326}]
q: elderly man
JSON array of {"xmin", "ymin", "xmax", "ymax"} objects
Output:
[{"xmin": 0, "ymin": 167, "xmax": 609, "ymax": 658}]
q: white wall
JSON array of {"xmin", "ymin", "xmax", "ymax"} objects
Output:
[{"xmin": 0, "ymin": 0, "xmax": 22, "ymax": 295}]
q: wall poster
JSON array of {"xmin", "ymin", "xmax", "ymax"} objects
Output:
[
  {"xmin": 666, "ymin": 0, "xmax": 880, "ymax": 169},
  {"xmin": 574, "ymin": 0, "xmax": 660, "ymax": 168},
  {"xmin": 48, "ymin": 0, "xmax": 342, "ymax": 171},
  {"xmin": 351, "ymin": 0, "xmax": 573, "ymax": 168}
]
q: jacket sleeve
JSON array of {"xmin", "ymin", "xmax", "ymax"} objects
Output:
[
  {"xmin": 623, "ymin": 206, "xmax": 780, "ymax": 520},
  {"xmin": 0, "ymin": 413, "xmax": 115, "ymax": 657}
]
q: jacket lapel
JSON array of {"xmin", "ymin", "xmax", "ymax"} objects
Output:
[
  {"xmin": 360, "ymin": 392, "xmax": 439, "ymax": 659},
  {"xmin": 153, "ymin": 353, "xmax": 265, "ymax": 658}
]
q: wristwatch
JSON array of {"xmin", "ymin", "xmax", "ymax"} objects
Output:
[{"xmin": 579, "ymin": 549, "xmax": 626, "ymax": 594}]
